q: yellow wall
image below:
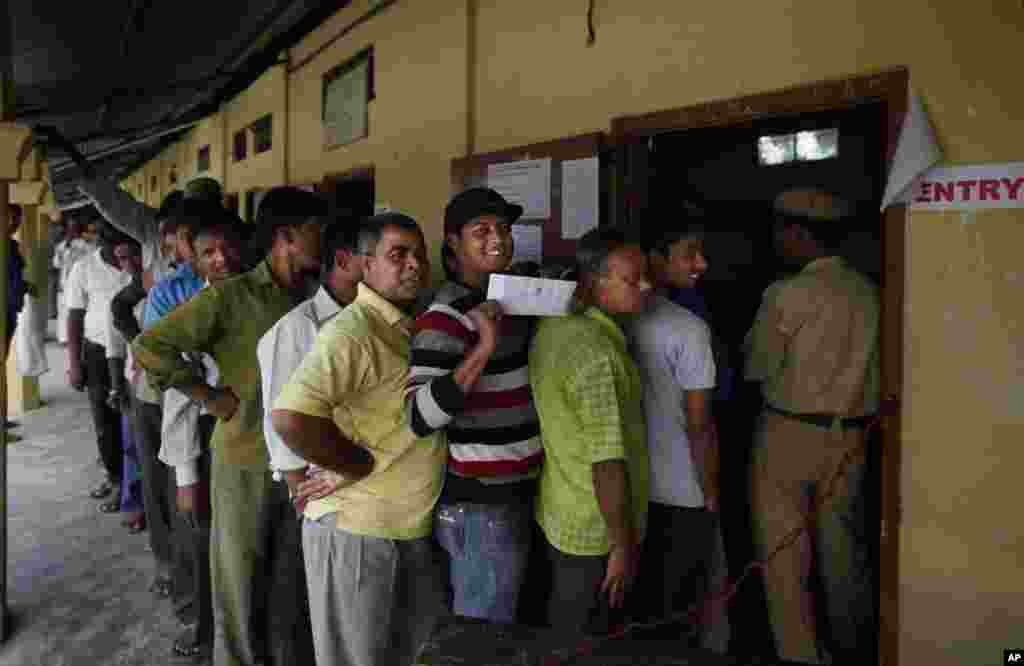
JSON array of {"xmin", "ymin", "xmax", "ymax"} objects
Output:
[
  {"xmin": 287, "ymin": 0, "xmax": 470, "ymax": 257},
  {"xmin": 222, "ymin": 64, "xmax": 288, "ymax": 220},
  {"xmin": 120, "ymin": 2, "xmax": 1024, "ymax": 662},
  {"xmin": 472, "ymin": 4, "xmax": 1024, "ymax": 663}
]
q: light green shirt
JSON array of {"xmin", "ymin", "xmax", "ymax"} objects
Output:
[
  {"xmin": 274, "ymin": 284, "xmax": 446, "ymax": 540},
  {"xmin": 529, "ymin": 306, "xmax": 648, "ymax": 556},
  {"xmin": 132, "ymin": 261, "xmax": 303, "ymax": 467}
]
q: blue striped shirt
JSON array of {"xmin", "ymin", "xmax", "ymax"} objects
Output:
[{"xmin": 143, "ymin": 263, "xmax": 203, "ymax": 329}]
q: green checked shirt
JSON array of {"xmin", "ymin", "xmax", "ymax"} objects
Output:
[
  {"xmin": 529, "ymin": 306, "xmax": 648, "ymax": 557},
  {"xmin": 132, "ymin": 261, "xmax": 305, "ymax": 467}
]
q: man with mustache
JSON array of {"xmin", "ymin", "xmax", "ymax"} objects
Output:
[
  {"xmin": 272, "ymin": 213, "xmax": 446, "ymax": 666},
  {"xmin": 134, "ymin": 187, "xmax": 327, "ymax": 666}
]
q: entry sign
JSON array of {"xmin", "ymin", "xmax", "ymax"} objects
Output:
[{"xmin": 911, "ymin": 162, "xmax": 1024, "ymax": 210}]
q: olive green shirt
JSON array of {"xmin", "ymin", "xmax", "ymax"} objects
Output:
[
  {"xmin": 529, "ymin": 306, "xmax": 648, "ymax": 557},
  {"xmin": 745, "ymin": 256, "xmax": 881, "ymax": 416},
  {"xmin": 132, "ymin": 261, "xmax": 304, "ymax": 466}
]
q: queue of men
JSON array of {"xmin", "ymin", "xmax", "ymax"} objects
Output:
[{"xmin": 57, "ymin": 149, "xmax": 877, "ymax": 666}]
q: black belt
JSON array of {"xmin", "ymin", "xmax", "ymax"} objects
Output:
[{"xmin": 765, "ymin": 404, "xmax": 874, "ymax": 430}]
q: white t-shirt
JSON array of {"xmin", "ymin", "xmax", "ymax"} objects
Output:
[
  {"xmin": 627, "ymin": 293, "xmax": 716, "ymax": 508},
  {"xmin": 65, "ymin": 249, "xmax": 132, "ymax": 348}
]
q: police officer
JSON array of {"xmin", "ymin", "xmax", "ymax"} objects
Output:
[{"xmin": 745, "ymin": 189, "xmax": 879, "ymax": 664}]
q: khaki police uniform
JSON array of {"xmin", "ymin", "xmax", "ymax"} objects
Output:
[{"xmin": 744, "ymin": 190, "xmax": 879, "ymax": 664}]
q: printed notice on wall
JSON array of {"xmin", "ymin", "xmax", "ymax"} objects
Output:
[
  {"xmin": 487, "ymin": 274, "xmax": 577, "ymax": 317},
  {"xmin": 487, "ymin": 158, "xmax": 551, "ymax": 220},
  {"xmin": 511, "ymin": 224, "xmax": 543, "ymax": 264},
  {"xmin": 561, "ymin": 157, "xmax": 600, "ymax": 239},
  {"xmin": 910, "ymin": 162, "xmax": 1024, "ymax": 210}
]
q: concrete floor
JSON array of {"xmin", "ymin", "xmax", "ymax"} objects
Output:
[{"xmin": 0, "ymin": 341, "xmax": 185, "ymax": 666}]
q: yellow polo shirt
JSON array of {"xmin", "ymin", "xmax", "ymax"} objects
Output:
[{"xmin": 274, "ymin": 283, "xmax": 446, "ymax": 540}]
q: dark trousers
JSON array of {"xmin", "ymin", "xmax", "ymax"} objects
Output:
[
  {"xmin": 264, "ymin": 481, "xmax": 316, "ymax": 666},
  {"xmin": 634, "ymin": 503, "xmax": 715, "ymax": 639},
  {"xmin": 83, "ymin": 340, "xmax": 123, "ymax": 483},
  {"xmin": 545, "ymin": 539, "xmax": 622, "ymax": 637},
  {"xmin": 133, "ymin": 399, "xmax": 176, "ymax": 571},
  {"xmin": 185, "ymin": 415, "xmax": 216, "ymax": 647}
]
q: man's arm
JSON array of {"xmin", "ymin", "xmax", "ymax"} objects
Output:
[
  {"xmin": 78, "ymin": 177, "xmax": 159, "ymax": 249},
  {"xmin": 67, "ymin": 309, "xmax": 86, "ymax": 390},
  {"xmin": 111, "ymin": 277, "xmax": 146, "ymax": 343},
  {"xmin": 271, "ymin": 410, "xmax": 373, "ymax": 480},
  {"xmin": 132, "ymin": 286, "xmax": 223, "ymax": 400},
  {"xmin": 673, "ymin": 321, "xmax": 718, "ymax": 509},
  {"xmin": 685, "ymin": 389, "xmax": 718, "ymax": 510},
  {"xmin": 271, "ymin": 325, "xmax": 375, "ymax": 485},
  {"xmin": 405, "ymin": 301, "xmax": 502, "ymax": 437},
  {"xmin": 745, "ymin": 282, "xmax": 805, "ymax": 382},
  {"xmin": 64, "ymin": 260, "xmax": 89, "ymax": 390},
  {"xmin": 44, "ymin": 122, "xmax": 161, "ymax": 252},
  {"xmin": 573, "ymin": 355, "xmax": 639, "ymax": 609}
]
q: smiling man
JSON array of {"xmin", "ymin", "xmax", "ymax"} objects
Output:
[
  {"xmin": 133, "ymin": 187, "xmax": 327, "ymax": 666},
  {"xmin": 626, "ymin": 220, "xmax": 719, "ymax": 641},
  {"xmin": 405, "ymin": 188, "xmax": 543, "ymax": 623},
  {"xmin": 272, "ymin": 213, "xmax": 446, "ymax": 666}
]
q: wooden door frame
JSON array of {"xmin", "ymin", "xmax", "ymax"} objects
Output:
[{"xmin": 610, "ymin": 67, "xmax": 908, "ymax": 666}]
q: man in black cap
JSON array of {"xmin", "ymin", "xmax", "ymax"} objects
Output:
[{"xmin": 406, "ymin": 187, "xmax": 543, "ymax": 623}]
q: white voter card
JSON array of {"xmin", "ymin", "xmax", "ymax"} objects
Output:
[{"xmin": 486, "ymin": 274, "xmax": 577, "ymax": 317}]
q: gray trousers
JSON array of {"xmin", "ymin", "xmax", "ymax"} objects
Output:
[{"xmin": 302, "ymin": 518, "xmax": 446, "ymax": 666}]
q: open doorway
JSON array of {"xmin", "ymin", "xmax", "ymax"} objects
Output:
[
  {"xmin": 649, "ymin": 102, "xmax": 885, "ymax": 660},
  {"xmin": 612, "ymin": 69, "xmax": 907, "ymax": 665}
]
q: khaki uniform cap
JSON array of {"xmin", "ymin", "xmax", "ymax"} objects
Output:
[{"xmin": 773, "ymin": 189, "xmax": 852, "ymax": 222}]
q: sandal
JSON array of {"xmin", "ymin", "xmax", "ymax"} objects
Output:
[
  {"xmin": 125, "ymin": 517, "xmax": 147, "ymax": 534},
  {"xmin": 98, "ymin": 498, "xmax": 121, "ymax": 513},
  {"xmin": 150, "ymin": 576, "xmax": 174, "ymax": 599},
  {"xmin": 172, "ymin": 626, "xmax": 210, "ymax": 660},
  {"xmin": 90, "ymin": 480, "xmax": 114, "ymax": 499}
]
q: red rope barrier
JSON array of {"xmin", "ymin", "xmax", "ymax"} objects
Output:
[{"xmin": 539, "ymin": 412, "xmax": 885, "ymax": 665}]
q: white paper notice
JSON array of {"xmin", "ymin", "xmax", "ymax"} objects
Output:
[
  {"xmin": 487, "ymin": 158, "xmax": 552, "ymax": 220},
  {"xmin": 561, "ymin": 157, "xmax": 600, "ymax": 239},
  {"xmin": 909, "ymin": 162, "xmax": 1024, "ymax": 210},
  {"xmin": 881, "ymin": 91, "xmax": 943, "ymax": 209},
  {"xmin": 511, "ymin": 224, "xmax": 543, "ymax": 264},
  {"xmin": 487, "ymin": 274, "xmax": 577, "ymax": 317}
]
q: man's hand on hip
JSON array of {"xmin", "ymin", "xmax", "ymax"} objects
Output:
[{"xmin": 205, "ymin": 386, "xmax": 239, "ymax": 421}]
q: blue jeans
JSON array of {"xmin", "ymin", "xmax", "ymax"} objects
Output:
[{"xmin": 434, "ymin": 502, "xmax": 532, "ymax": 623}]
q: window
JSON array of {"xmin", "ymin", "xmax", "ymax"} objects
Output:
[
  {"xmin": 151, "ymin": 175, "xmax": 157, "ymax": 190},
  {"xmin": 169, "ymin": 168, "xmax": 177, "ymax": 185},
  {"xmin": 233, "ymin": 130, "xmax": 248, "ymax": 162},
  {"xmin": 250, "ymin": 115, "xmax": 273, "ymax": 154},
  {"xmin": 757, "ymin": 128, "xmax": 839, "ymax": 165},
  {"xmin": 197, "ymin": 145, "xmax": 211, "ymax": 172},
  {"xmin": 323, "ymin": 47, "xmax": 374, "ymax": 148}
]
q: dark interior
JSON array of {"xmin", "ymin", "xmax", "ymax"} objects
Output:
[{"xmin": 647, "ymin": 101, "xmax": 885, "ymax": 659}]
